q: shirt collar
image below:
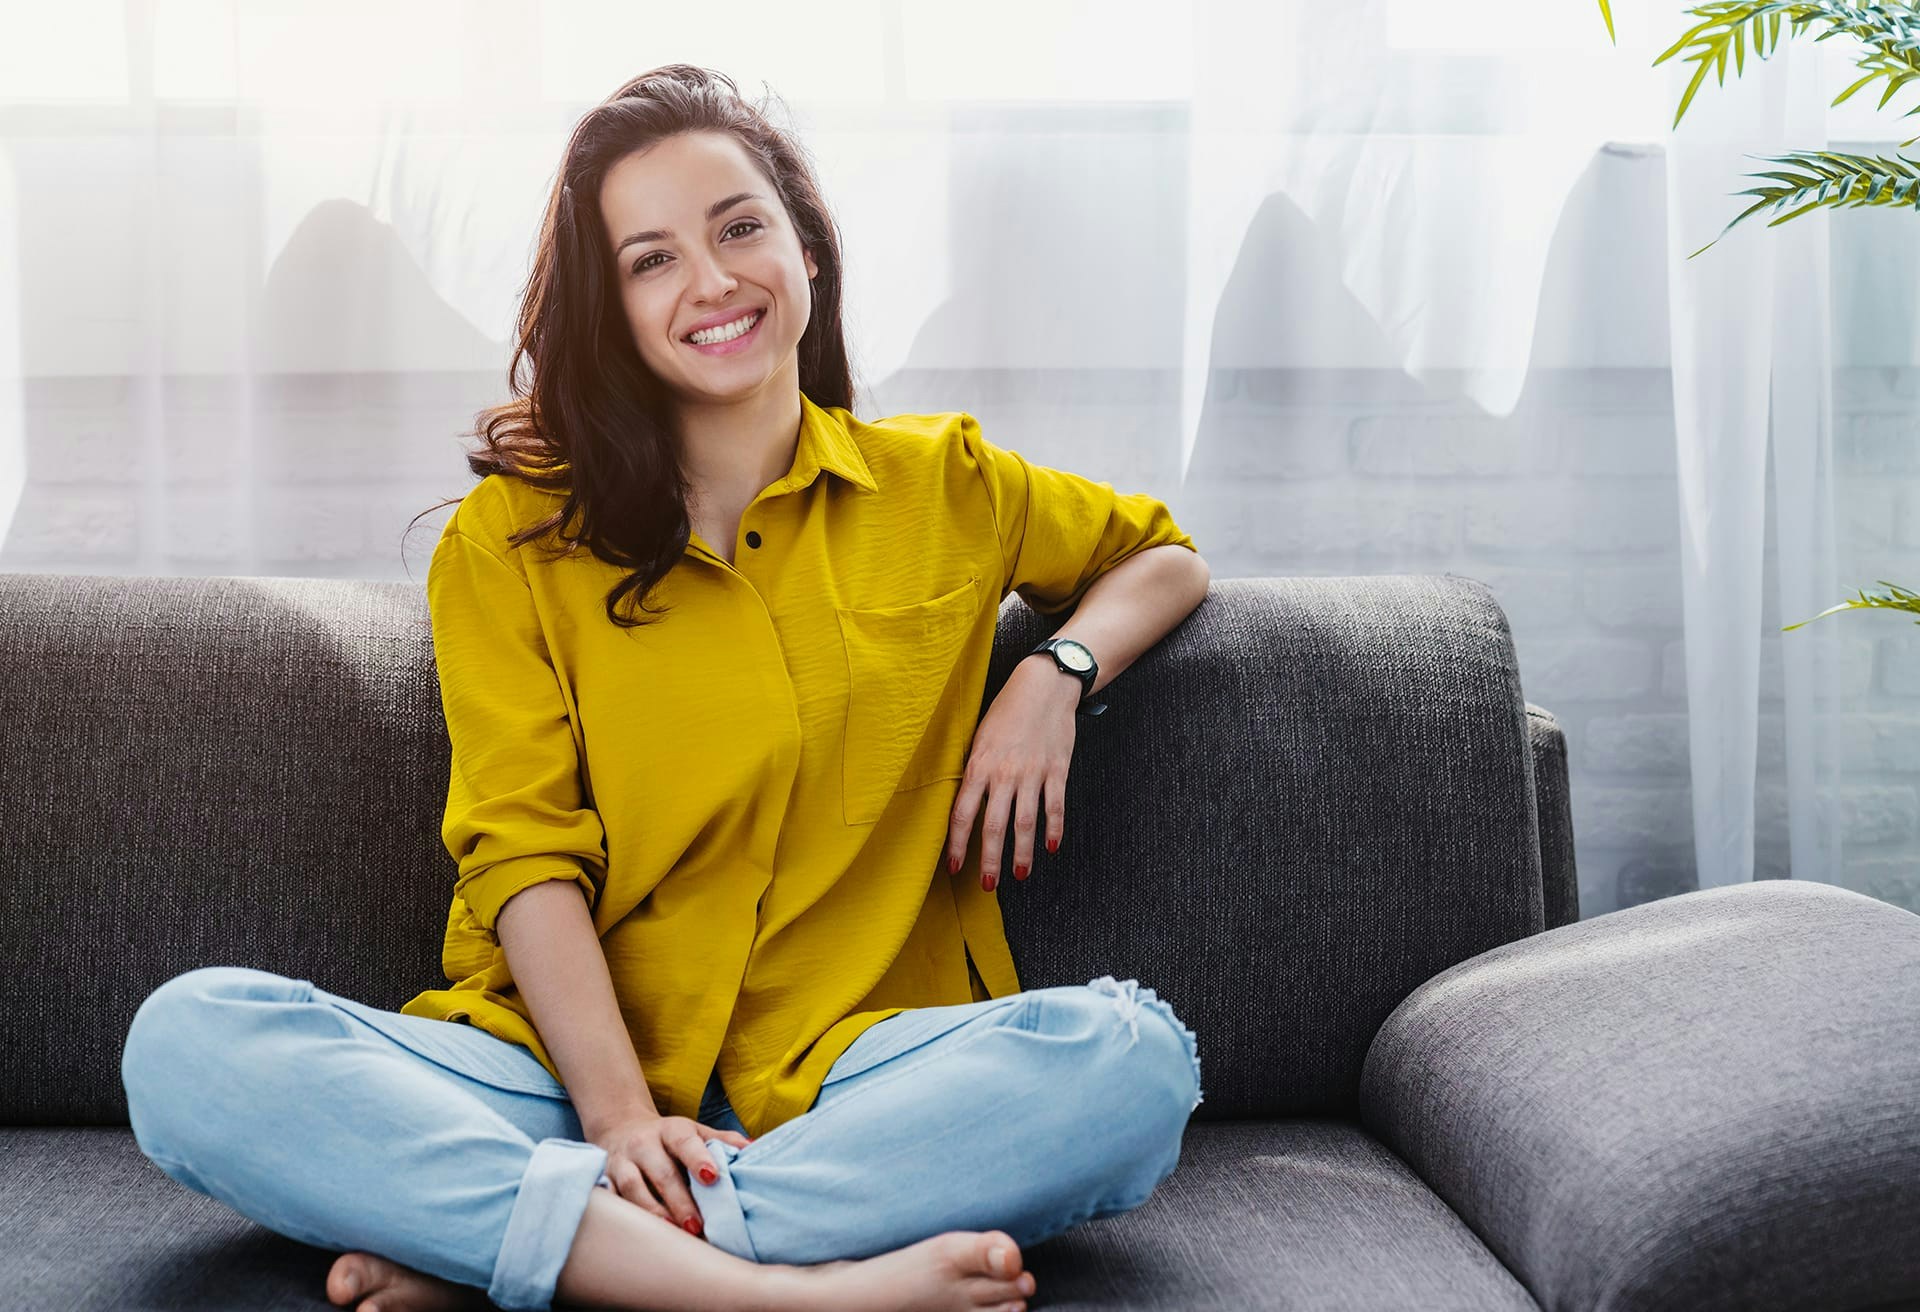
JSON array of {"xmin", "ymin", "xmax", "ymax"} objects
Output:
[
  {"xmin": 679, "ymin": 393, "xmax": 877, "ymax": 568},
  {"xmin": 781, "ymin": 392, "xmax": 878, "ymax": 495}
]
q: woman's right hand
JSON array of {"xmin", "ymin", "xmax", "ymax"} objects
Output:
[{"xmin": 587, "ymin": 1112, "xmax": 753, "ymax": 1235}]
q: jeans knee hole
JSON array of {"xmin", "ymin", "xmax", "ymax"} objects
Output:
[{"xmin": 1081, "ymin": 978, "xmax": 1204, "ymax": 1112}]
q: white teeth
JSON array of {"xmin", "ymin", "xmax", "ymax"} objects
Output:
[{"xmin": 687, "ymin": 310, "xmax": 762, "ymax": 345}]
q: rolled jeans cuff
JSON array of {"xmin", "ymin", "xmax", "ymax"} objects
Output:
[
  {"xmin": 692, "ymin": 1138, "xmax": 758, "ymax": 1262},
  {"xmin": 488, "ymin": 1137, "xmax": 611, "ymax": 1311}
]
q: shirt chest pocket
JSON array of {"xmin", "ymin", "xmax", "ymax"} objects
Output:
[{"xmin": 837, "ymin": 574, "xmax": 982, "ymax": 826}]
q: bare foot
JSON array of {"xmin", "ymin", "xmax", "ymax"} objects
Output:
[
  {"xmin": 324, "ymin": 1250, "xmax": 487, "ymax": 1312},
  {"xmin": 773, "ymin": 1229, "xmax": 1037, "ymax": 1312},
  {"xmin": 328, "ymin": 1227, "xmax": 1034, "ymax": 1312}
]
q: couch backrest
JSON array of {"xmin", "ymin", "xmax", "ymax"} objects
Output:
[{"xmin": 0, "ymin": 570, "xmax": 1548, "ymax": 1125}]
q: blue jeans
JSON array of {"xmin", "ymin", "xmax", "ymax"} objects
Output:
[{"xmin": 120, "ymin": 965, "xmax": 1204, "ymax": 1311}]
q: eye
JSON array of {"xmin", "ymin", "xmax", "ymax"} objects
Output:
[{"xmin": 631, "ymin": 219, "xmax": 763, "ymax": 276}]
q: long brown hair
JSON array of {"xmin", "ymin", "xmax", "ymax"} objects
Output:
[{"xmin": 406, "ymin": 64, "xmax": 856, "ymax": 628}]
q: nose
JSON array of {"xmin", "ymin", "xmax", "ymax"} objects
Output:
[{"xmin": 682, "ymin": 245, "xmax": 739, "ymax": 307}]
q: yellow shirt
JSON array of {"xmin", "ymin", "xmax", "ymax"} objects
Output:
[{"xmin": 401, "ymin": 392, "xmax": 1198, "ymax": 1137}]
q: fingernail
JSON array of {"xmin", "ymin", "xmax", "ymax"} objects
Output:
[
  {"xmin": 1047, "ymin": 837, "xmax": 1059, "ymax": 853},
  {"xmin": 949, "ymin": 854, "xmax": 960, "ymax": 874},
  {"xmin": 983, "ymin": 872, "xmax": 998, "ymax": 891},
  {"xmin": 683, "ymin": 1216, "xmax": 703, "ymax": 1235},
  {"xmin": 1013, "ymin": 863, "xmax": 1027, "ymax": 879},
  {"xmin": 698, "ymin": 1164, "xmax": 717, "ymax": 1184}
]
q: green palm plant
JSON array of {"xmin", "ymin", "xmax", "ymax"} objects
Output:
[
  {"xmin": 1781, "ymin": 582, "xmax": 1920, "ymax": 630},
  {"xmin": 1601, "ymin": 0, "xmax": 1920, "ymax": 633},
  {"xmin": 1629, "ymin": 1, "xmax": 1920, "ymax": 257}
]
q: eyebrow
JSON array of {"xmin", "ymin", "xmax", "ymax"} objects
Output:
[{"xmin": 613, "ymin": 192, "xmax": 764, "ymax": 257}]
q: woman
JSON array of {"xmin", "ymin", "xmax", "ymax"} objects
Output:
[{"xmin": 120, "ymin": 64, "xmax": 1210, "ymax": 1312}]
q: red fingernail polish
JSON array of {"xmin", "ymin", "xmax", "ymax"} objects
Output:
[
  {"xmin": 1047, "ymin": 838, "xmax": 1059, "ymax": 853},
  {"xmin": 983, "ymin": 872, "xmax": 997, "ymax": 891},
  {"xmin": 698, "ymin": 1165, "xmax": 717, "ymax": 1184},
  {"xmin": 1013, "ymin": 864, "xmax": 1028, "ymax": 879},
  {"xmin": 949, "ymin": 854, "xmax": 960, "ymax": 875},
  {"xmin": 683, "ymin": 1216, "xmax": 702, "ymax": 1234}
]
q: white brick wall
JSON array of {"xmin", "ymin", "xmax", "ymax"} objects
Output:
[
  {"xmin": 8, "ymin": 363, "xmax": 1919, "ymax": 919},
  {"xmin": 4, "ymin": 371, "xmax": 491, "ymax": 578}
]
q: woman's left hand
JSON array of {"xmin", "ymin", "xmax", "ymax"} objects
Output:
[{"xmin": 944, "ymin": 657, "xmax": 1082, "ymax": 890}]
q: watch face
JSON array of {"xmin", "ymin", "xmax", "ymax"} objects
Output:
[{"xmin": 1056, "ymin": 640, "xmax": 1094, "ymax": 671}]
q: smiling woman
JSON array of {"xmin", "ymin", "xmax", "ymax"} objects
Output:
[{"xmin": 121, "ymin": 61, "xmax": 1205, "ymax": 1312}]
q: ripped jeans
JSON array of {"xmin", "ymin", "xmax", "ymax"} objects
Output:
[{"xmin": 119, "ymin": 968, "xmax": 1204, "ymax": 1312}]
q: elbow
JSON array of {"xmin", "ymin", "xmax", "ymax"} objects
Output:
[{"xmin": 1184, "ymin": 549, "xmax": 1211, "ymax": 606}]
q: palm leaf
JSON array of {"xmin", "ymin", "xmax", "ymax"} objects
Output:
[
  {"xmin": 1688, "ymin": 150, "xmax": 1920, "ymax": 257},
  {"xmin": 1782, "ymin": 581, "xmax": 1920, "ymax": 630},
  {"xmin": 1649, "ymin": 1, "xmax": 1920, "ymax": 132}
]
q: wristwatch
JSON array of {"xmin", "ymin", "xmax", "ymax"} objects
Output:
[{"xmin": 1027, "ymin": 637, "xmax": 1106, "ymax": 716}]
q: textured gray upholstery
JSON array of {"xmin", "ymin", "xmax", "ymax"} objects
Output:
[
  {"xmin": 4, "ymin": 567, "xmax": 1912, "ymax": 1310},
  {"xmin": 1361, "ymin": 879, "xmax": 1920, "ymax": 1312},
  {"xmin": 1528, "ymin": 702, "xmax": 1577, "ymax": 932}
]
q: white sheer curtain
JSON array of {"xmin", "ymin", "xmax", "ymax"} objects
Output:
[
  {"xmin": 3, "ymin": 0, "xmax": 1911, "ymax": 915},
  {"xmin": 1663, "ymin": 20, "xmax": 1843, "ymax": 894},
  {"xmin": 1177, "ymin": 1, "xmax": 1862, "ymax": 893}
]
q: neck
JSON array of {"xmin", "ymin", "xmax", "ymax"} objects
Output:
[{"xmin": 674, "ymin": 383, "xmax": 805, "ymax": 513}]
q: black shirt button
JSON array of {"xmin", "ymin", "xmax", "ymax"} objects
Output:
[{"xmin": 745, "ymin": 531, "xmax": 762, "ymax": 549}]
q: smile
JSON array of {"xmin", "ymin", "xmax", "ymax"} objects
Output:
[{"xmin": 684, "ymin": 309, "xmax": 765, "ymax": 354}]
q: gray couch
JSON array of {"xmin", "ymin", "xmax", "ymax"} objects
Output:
[{"xmin": 4, "ymin": 568, "xmax": 1918, "ymax": 1311}]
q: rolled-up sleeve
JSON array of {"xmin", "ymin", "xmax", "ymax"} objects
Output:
[
  {"xmin": 429, "ymin": 524, "xmax": 606, "ymax": 941},
  {"xmin": 961, "ymin": 414, "xmax": 1197, "ymax": 616}
]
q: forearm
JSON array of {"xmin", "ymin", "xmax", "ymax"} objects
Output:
[
  {"xmin": 1024, "ymin": 544, "xmax": 1210, "ymax": 700},
  {"xmin": 496, "ymin": 878, "xmax": 658, "ymax": 1135}
]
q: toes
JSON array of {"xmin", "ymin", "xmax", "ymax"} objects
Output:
[
  {"xmin": 327, "ymin": 1253, "xmax": 374, "ymax": 1306},
  {"xmin": 966, "ymin": 1273, "xmax": 1035, "ymax": 1307},
  {"xmin": 978, "ymin": 1230, "xmax": 1023, "ymax": 1279}
]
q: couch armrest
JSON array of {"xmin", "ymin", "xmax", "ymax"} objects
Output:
[{"xmin": 1357, "ymin": 880, "xmax": 1920, "ymax": 1311}]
